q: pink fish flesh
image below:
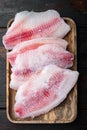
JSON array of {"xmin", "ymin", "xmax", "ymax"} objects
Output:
[
  {"xmin": 13, "ymin": 43, "xmax": 74, "ymax": 72},
  {"xmin": 14, "ymin": 64, "xmax": 79, "ymax": 118},
  {"xmin": 10, "ymin": 43, "xmax": 74, "ymax": 90},
  {"xmin": 7, "ymin": 37, "xmax": 68, "ymax": 66},
  {"xmin": 3, "ymin": 10, "xmax": 70, "ymax": 49}
]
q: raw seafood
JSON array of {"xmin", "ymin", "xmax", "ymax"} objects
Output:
[
  {"xmin": 14, "ymin": 64, "xmax": 79, "ymax": 118},
  {"xmin": 3, "ymin": 9, "xmax": 79, "ymax": 118},
  {"xmin": 10, "ymin": 43, "xmax": 74, "ymax": 90},
  {"xmin": 10, "ymin": 74, "xmax": 27, "ymax": 90},
  {"xmin": 7, "ymin": 37, "xmax": 68, "ymax": 66},
  {"xmin": 13, "ymin": 43, "xmax": 74, "ymax": 71},
  {"xmin": 3, "ymin": 10, "xmax": 70, "ymax": 49}
]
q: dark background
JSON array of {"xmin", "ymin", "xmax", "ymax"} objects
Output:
[{"xmin": 0, "ymin": 0, "xmax": 87, "ymax": 130}]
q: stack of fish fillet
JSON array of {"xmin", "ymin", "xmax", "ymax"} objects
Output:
[{"xmin": 3, "ymin": 10, "xmax": 79, "ymax": 119}]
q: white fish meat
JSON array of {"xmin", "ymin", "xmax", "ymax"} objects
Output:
[
  {"xmin": 10, "ymin": 43, "xmax": 74, "ymax": 90},
  {"xmin": 3, "ymin": 10, "xmax": 70, "ymax": 49},
  {"xmin": 7, "ymin": 37, "xmax": 68, "ymax": 66},
  {"xmin": 13, "ymin": 43, "xmax": 74, "ymax": 72},
  {"xmin": 10, "ymin": 73, "xmax": 27, "ymax": 90},
  {"xmin": 14, "ymin": 64, "xmax": 79, "ymax": 118}
]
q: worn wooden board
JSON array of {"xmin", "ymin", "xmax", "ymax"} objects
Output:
[{"xmin": 6, "ymin": 17, "xmax": 77, "ymax": 123}]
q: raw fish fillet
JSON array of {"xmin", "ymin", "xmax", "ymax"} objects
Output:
[
  {"xmin": 10, "ymin": 73, "xmax": 27, "ymax": 90},
  {"xmin": 10, "ymin": 43, "xmax": 74, "ymax": 90},
  {"xmin": 14, "ymin": 64, "xmax": 79, "ymax": 118},
  {"xmin": 3, "ymin": 10, "xmax": 70, "ymax": 49},
  {"xmin": 7, "ymin": 37, "xmax": 68, "ymax": 66},
  {"xmin": 13, "ymin": 43, "xmax": 74, "ymax": 71}
]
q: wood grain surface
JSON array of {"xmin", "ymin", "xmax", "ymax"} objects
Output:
[{"xmin": 6, "ymin": 18, "xmax": 77, "ymax": 123}]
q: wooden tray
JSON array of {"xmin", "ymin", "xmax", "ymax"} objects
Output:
[{"xmin": 6, "ymin": 17, "xmax": 77, "ymax": 123}]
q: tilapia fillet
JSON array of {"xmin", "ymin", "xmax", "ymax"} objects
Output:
[
  {"xmin": 3, "ymin": 10, "xmax": 70, "ymax": 49},
  {"xmin": 10, "ymin": 43, "xmax": 74, "ymax": 90},
  {"xmin": 13, "ymin": 43, "xmax": 74, "ymax": 71},
  {"xmin": 14, "ymin": 64, "xmax": 79, "ymax": 118},
  {"xmin": 7, "ymin": 37, "xmax": 68, "ymax": 66}
]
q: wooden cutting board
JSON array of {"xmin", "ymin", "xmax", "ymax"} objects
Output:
[{"xmin": 6, "ymin": 17, "xmax": 77, "ymax": 123}]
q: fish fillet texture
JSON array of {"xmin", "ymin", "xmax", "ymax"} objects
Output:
[
  {"xmin": 10, "ymin": 73, "xmax": 28, "ymax": 90},
  {"xmin": 13, "ymin": 43, "xmax": 74, "ymax": 70},
  {"xmin": 10, "ymin": 43, "xmax": 74, "ymax": 90},
  {"xmin": 14, "ymin": 64, "xmax": 79, "ymax": 118},
  {"xmin": 3, "ymin": 10, "xmax": 70, "ymax": 49},
  {"xmin": 7, "ymin": 37, "xmax": 68, "ymax": 66}
]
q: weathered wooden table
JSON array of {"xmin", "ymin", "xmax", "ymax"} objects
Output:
[{"xmin": 0, "ymin": 0, "xmax": 87, "ymax": 129}]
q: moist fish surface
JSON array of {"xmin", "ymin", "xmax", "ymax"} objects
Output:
[
  {"xmin": 14, "ymin": 64, "xmax": 79, "ymax": 118},
  {"xmin": 10, "ymin": 43, "xmax": 74, "ymax": 90},
  {"xmin": 3, "ymin": 10, "xmax": 70, "ymax": 49},
  {"xmin": 7, "ymin": 37, "xmax": 68, "ymax": 66}
]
